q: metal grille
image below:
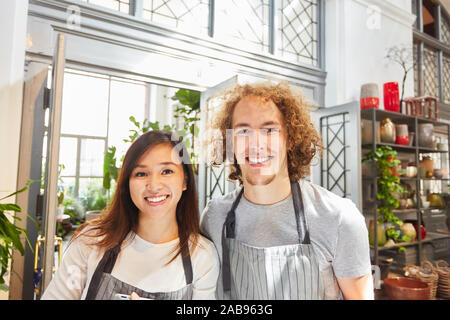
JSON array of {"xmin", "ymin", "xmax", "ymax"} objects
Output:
[
  {"xmin": 423, "ymin": 45, "xmax": 439, "ymax": 98},
  {"xmin": 442, "ymin": 14, "xmax": 450, "ymax": 46},
  {"xmin": 320, "ymin": 113, "xmax": 349, "ymax": 198},
  {"xmin": 444, "ymin": 54, "xmax": 450, "ymax": 105},
  {"xmin": 215, "ymin": 0, "xmax": 270, "ymax": 53},
  {"xmin": 206, "ymin": 165, "xmax": 229, "ymax": 202},
  {"xmin": 413, "ymin": 42, "xmax": 419, "ymax": 97},
  {"xmin": 142, "ymin": 0, "xmax": 209, "ymax": 34},
  {"xmin": 278, "ymin": 0, "xmax": 318, "ymax": 66},
  {"xmin": 82, "ymin": 0, "xmax": 130, "ymax": 13}
]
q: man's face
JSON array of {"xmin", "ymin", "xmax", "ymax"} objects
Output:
[{"xmin": 231, "ymin": 95, "xmax": 288, "ymax": 186}]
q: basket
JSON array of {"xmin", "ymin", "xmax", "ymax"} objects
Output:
[
  {"xmin": 435, "ymin": 260, "xmax": 450, "ymax": 299},
  {"xmin": 404, "ymin": 260, "xmax": 439, "ymax": 300}
]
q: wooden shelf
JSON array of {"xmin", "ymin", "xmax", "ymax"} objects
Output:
[
  {"xmin": 374, "ymin": 237, "xmax": 434, "ymax": 251},
  {"xmin": 392, "ymin": 209, "xmax": 418, "ymax": 214},
  {"xmin": 361, "ymin": 108, "xmax": 450, "ymax": 127}
]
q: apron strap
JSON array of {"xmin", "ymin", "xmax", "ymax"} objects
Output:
[
  {"xmin": 181, "ymin": 245, "xmax": 193, "ymax": 285},
  {"xmin": 85, "ymin": 244, "xmax": 121, "ymax": 300},
  {"xmin": 222, "ymin": 188, "xmax": 244, "ymax": 291},
  {"xmin": 291, "ymin": 181, "xmax": 311, "ymax": 244}
]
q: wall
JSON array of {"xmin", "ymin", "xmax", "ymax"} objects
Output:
[
  {"xmin": 325, "ymin": 0, "xmax": 417, "ymax": 108},
  {"xmin": 0, "ymin": 0, "xmax": 29, "ymax": 300}
]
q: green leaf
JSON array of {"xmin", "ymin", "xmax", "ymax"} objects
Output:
[{"xmin": 0, "ymin": 204, "xmax": 21, "ymax": 212}]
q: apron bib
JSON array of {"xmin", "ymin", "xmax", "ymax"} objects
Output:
[
  {"xmin": 85, "ymin": 237, "xmax": 193, "ymax": 300},
  {"xmin": 221, "ymin": 181, "xmax": 324, "ymax": 300}
]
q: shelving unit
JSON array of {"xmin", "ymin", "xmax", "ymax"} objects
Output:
[{"xmin": 361, "ymin": 108, "xmax": 450, "ymax": 270}]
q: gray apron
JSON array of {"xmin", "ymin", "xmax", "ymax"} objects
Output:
[
  {"xmin": 221, "ymin": 181, "xmax": 324, "ymax": 300},
  {"xmin": 85, "ymin": 238, "xmax": 193, "ymax": 300}
]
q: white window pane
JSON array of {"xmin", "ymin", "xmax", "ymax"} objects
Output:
[
  {"xmin": 61, "ymin": 72, "xmax": 109, "ymax": 137},
  {"xmin": 108, "ymin": 80, "xmax": 146, "ymax": 160},
  {"xmin": 59, "ymin": 177, "xmax": 76, "ymax": 198},
  {"xmin": 78, "ymin": 178, "xmax": 104, "ymax": 202},
  {"xmin": 59, "ymin": 137, "xmax": 78, "ymax": 176},
  {"xmin": 80, "ymin": 139, "xmax": 105, "ymax": 176},
  {"xmin": 87, "ymin": 0, "xmax": 119, "ymax": 11}
]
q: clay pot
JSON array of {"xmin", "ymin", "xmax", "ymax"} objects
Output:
[
  {"xmin": 420, "ymin": 156, "xmax": 434, "ymax": 174},
  {"xmin": 380, "ymin": 118, "xmax": 396, "ymax": 143},
  {"xmin": 433, "ymin": 168, "xmax": 443, "ymax": 179}
]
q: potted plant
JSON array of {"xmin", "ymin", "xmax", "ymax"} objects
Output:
[
  {"xmin": 363, "ymin": 146, "xmax": 410, "ymax": 247},
  {"xmin": 0, "ymin": 181, "xmax": 36, "ymax": 291}
]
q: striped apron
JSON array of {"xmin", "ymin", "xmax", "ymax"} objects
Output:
[
  {"xmin": 221, "ymin": 181, "xmax": 324, "ymax": 300},
  {"xmin": 85, "ymin": 241, "xmax": 193, "ymax": 300}
]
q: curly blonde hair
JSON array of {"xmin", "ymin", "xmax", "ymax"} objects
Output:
[{"xmin": 211, "ymin": 81, "xmax": 323, "ymax": 184}]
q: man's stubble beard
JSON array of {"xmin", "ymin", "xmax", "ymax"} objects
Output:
[{"xmin": 244, "ymin": 172, "xmax": 277, "ymax": 186}]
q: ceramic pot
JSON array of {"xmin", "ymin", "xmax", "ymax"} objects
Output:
[
  {"xmin": 395, "ymin": 124, "xmax": 409, "ymax": 145},
  {"xmin": 361, "ymin": 120, "xmax": 380, "ymax": 144},
  {"xmin": 360, "ymin": 83, "xmax": 379, "ymax": 109},
  {"xmin": 427, "ymin": 193, "xmax": 444, "ymax": 208},
  {"xmin": 421, "ymin": 156, "xmax": 434, "ymax": 174},
  {"xmin": 418, "ymin": 123, "xmax": 434, "ymax": 148},
  {"xmin": 437, "ymin": 143, "xmax": 447, "ymax": 151},
  {"xmin": 433, "ymin": 168, "xmax": 443, "ymax": 179},
  {"xmin": 383, "ymin": 82, "xmax": 400, "ymax": 112},
  {"xmin": 369, "ymin": 220, "xmax": 387, "ymax": 246},
  {"xmin": 406, "ymin": 166, "xmax": 417, "ymax": 178},
  {"xmin": 419, "ymin": 167, "xmax": 427, "ymax": 178},
  {"xmin": 380, "ymin": 118, "xmax": 396, "ymax": 143}
]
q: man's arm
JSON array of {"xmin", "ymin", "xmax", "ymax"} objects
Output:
[
  {"xmin": 337, "ymin": 273, "xmax": 374, "ymax": 300},
  {"xmin": 332, "ymin": 200, "xmax": 373, "ymax": 300}
]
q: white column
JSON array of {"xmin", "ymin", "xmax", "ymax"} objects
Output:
[{"xmin": 0, "ymin": 0, "xmax": 29, "ymax": 300}]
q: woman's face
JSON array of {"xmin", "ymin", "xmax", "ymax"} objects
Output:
[{"xmin": 129, "ymin": 143, "xmax": 186, "ymax": 220}]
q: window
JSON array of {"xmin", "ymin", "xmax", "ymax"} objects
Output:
[
  {"xmin": 142, "ymin": 0, "xmax": 210, "ymax": 35},
  {"xmin": 81, "ymin": 0, "xmax": 130, "ymax": 13},
  {"xmin": 412, "ymin": 0, "xmax": 450, "ymax": 106},
  {"xmin": 214, "ymin": 0, "xmax": 270, "ymax": 53},
  {"xmin": 73, "ymin": 0, "xmax": 323, "ymax": 68},
  {"xmin": 277, "ymin": 0, "xmax": 319, "ymax": 66},
  {"xmin": 56, "ymin": 69, "xmax": 146, "ymax": 203}
]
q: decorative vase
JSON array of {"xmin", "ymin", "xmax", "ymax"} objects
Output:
[
  {"xmin": 383, "ymin": 82, "xmax": 400, "ymax": 112},
  {"xmin": 418, "ymin": 123, "xmax": 434, "ymax": 148},
  {"xmin": 360, "ymin": 83, "xmax": 380, "ymax": 109},
  {"xmin": 369, "ymin": 220, "xmax": 387, "ymax": 246},
  {"xmin": 406, "ymin": 165, "xmax": 417, "ymax": 178},
  {"xmin": 395, "ymin": 124, "xmax": 409, "ymax": 145},
  {"xmin": 421, "ymin": 156, "xmax": 434, "ymax": 175},
  {"xmin": 380, "ymin": 118, "xmax": 396, "ymax": 143},
  {"xmin": 361, "ymin": 119, "xmax": 380, "ymax": 144}
]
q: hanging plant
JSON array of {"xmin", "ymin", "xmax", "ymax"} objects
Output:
[{"xmin": 364, "ymin": 146, "xmax": 406, "ymax": 226}]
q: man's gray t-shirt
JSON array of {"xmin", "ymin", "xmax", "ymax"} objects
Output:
[{"xmin": 200, "ymin": 179, "xmax": 372, "ymax": 300}]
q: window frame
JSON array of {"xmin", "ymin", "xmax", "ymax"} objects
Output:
[{"xmin": 413, "ymin": 0, "xmax": 450, "ymax": 107}]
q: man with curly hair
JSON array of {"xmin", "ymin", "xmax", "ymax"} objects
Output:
[{"xmin": 200, "ymin": 81, "xmax": 373, "ymax": 300}]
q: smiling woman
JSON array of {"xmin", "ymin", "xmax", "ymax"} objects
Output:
[{"xmin": 40, "ymin": 130, "xmax": 219, "ymax": 300}]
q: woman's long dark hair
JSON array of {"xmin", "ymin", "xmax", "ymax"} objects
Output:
[{"xmin": 73, "ymin": 130, "xmax": 200, "ymax": 262}]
